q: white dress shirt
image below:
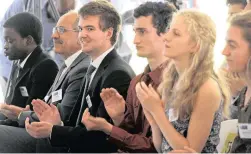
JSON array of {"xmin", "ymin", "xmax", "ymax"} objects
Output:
[
  {"xmin": 59, "ymin": 50, "xmax": 82, "ymax": 80},
  {"xmin": 89, "ymin": 46, "xmax": 114, "ymax": 86},
  {"xmin": 19, "ymin": 51, "xmax": 33, "ymax": 68},
  {"xmin": 15, "ymin": 51, "xmax": 33, "ymax": 78}
]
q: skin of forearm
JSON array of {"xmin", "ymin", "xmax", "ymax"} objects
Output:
[
  {"xmin": 152, "ymin": 111, "xmax": 189, "ymax": 150},
  {"xmin": 101, "ymin": 120, "xmax": 113, "ymax": 135},
  {"xmin": 150, "ymin": 123, "xmax": 162, "ymax": 152},
  {"xmin": 112, "ymin": 115, "xmax": 124, "ymax": 126}
]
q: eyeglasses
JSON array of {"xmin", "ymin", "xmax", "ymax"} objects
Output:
[{"xmin": 53, "ymin": 26, "xmax": 79, "ymax": 34}]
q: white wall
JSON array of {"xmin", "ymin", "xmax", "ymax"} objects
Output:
[{"xmin": 196, "ymin": 0, "xmax": 228, "ymax": 70}]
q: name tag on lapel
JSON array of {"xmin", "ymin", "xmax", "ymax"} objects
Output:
[
  {"xmin": 86, "ymin": 95, "xmax": 92, "ymax": 108},
  {"xmin": 19, "ymin": 86, "xmax": 29, "ymax": 97},
  {"xmin": 52, "ymin": 89, "xmax": 62, "ymax": 103},
  {"xmin": 44, "ymin": 95, "xmax": 49, "ymax": 102},
  {"xmin": 238, "ymin": 123, "xmax": 251, "ymax": 139}
]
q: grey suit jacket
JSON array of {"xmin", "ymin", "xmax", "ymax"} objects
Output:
[{"xmin": 18, "ymin": 52, "xmax": 90, "ymax": 127}]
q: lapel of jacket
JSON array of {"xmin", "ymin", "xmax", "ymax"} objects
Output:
[
  {"xmin": 44, "ymin": 86, "xmax": 53, "ymax": 103},
  {"xmin": 75, "ymin": 49, "xmax": 118, "ymax": 126},
  {"xmin": 87, "ymin": 49, "xmax": 118, "ymax": 97},
  {"xmin": 52, "ymin": 52, "xmax": 89, "ymax": 92},
  {"xmin": 14, "ymin": 46, "xmax": 42, "ymax": 88}
]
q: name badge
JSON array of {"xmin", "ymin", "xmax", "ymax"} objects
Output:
[
  {"xmin": 86, "ymin": 95, "xmax": 92, "ymax": 108},
  {"xmin": 238, "ymin": 123, "xmax": 251, "ymax": 139},
  {"xmin": 19, "ymin": 86, "xmax": 29, "ymax": 97},
  {"xmin": 44, "ymin": 95, "xmax": 50, "ymax": 102},
  {"xmin": 169, "ymin": 108, "xmax": 178, "ymax": 122},
  {"xmin": 52, "ymin": 89, "xmax": 62, "ymax": 103}
]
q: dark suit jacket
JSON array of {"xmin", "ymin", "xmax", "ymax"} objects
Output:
[
  {"xmin": 50, "ymin": 49, "xmax": 135, "ymax": 152},
  {"xmin": 5, "ymin": 46, "xmax": 58, "ymax": 108},
  {"xmin": 18, "ymin": 52, "xmax": 90, "ymax": 126}
]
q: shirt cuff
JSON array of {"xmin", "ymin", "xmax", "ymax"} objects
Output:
[
  {"xmin": 50, "ymin": 131, "xmax": 52, "ymax": 139},
  {"xmin": 108, "ymin": 126, "xmax": 127, "ymax": 147},
  {"xmin": 17, "ymin": 111, "xmax": 23, "ymax": 120},
  {"xmin": 50, "ymin": 125, "xmax": 53, "ymax": 139},
  {"xmin": 60, "ymin": 121, "xmax": 64, "ymax": 126}
]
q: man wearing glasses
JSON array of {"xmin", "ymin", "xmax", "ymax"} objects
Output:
[{"xmin": 0, "ymin": 11, "xmax": 90, "ymax": 153}]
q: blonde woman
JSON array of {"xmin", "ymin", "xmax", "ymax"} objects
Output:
[{"xmin": 136, "ymin": 10, "xmax": 230, "ymax": 153}]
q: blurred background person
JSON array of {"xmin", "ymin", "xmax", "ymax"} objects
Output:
[
  {"xmin": 226, "ymin": 0, "xmax": 247, "ymax": 18},
  {"xmin": 244, "ymin": 0, "xmax": 251, "ymax": 10}
]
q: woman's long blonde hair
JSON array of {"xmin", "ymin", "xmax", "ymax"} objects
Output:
[{"xmin": 159, "ymin": 10, "xmax": 230, "ymax": 119}]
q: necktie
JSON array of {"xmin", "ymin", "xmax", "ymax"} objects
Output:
[
  {"xmin": 5, "ymin": 61, "xmax": 21, "ymax": 104},
  {"xmin": 15, "ymin": 64, "xmax": 22, "ymax": 80},
  {"xmin": 84, "ymin": 65, "xmax": 96, "ymax": 91},
  {"xmin": 76, "ymin": 65, "xmax": 96, "ymax": 125},
  {"xmin": 45, "ymin": 63, "xmax": 67, "ymax": 104}
]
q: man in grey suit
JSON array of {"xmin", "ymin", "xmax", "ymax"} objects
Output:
[{"xmin": 0, "ymin": 11, "xmax": 90, "ymax": 153}]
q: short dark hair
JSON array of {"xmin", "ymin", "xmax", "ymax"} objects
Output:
[
  {"xmin": 164, "ymin": 0, "xmax": 183, "ymax": 10},
  {"xmin": 133, "ymin": 2, "xmax": 176, "ymax": 36},
  {"xmin": 3, "ymin": 12, "xmax": 43, "ymax": 45},
  {"xmin": 226, "ymin": 0, "xmax": 247, "ymax": 6},
  {"xmin": 78, "ymin": 0, "xmax": 121, "ymax": 45}
]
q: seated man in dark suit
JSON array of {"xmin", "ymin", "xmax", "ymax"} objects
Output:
[
  {"xmin": 25, "ymin": 0, "xmax": 135, "ymax": 153},
  {"xmin": 0, "ymin": 11, "xmax": 90, "ymax": 153},
  {"xmin": 0, "ymin": 12, "xmax": 58, "ymax": 121},
  {"xmin": 81, "ymin": 2, "xmax": 174, "ymax": 152}
]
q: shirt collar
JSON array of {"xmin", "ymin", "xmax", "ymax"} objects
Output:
[
  {"xmin": 91, "ymin": 46, "xmax": 114, "ymax": 69},
  {"xmin": 64, "ymin": 50, "xmax": 82, "ymax": 68},
  {"xmin": 19, "ymin": 51, "xmax": 33, "ymax": 68},
  {"xmin": 146, "ymin": 60, "xmax": 170, "ymax": 85}
]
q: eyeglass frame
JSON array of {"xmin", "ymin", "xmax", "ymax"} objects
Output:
[{"xmin": 52, "ymin": 26, "xmax": 79, "ymax": 35}]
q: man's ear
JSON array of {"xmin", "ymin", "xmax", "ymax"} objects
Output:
[
  {"xmin": 105, "ymin": 27, "xmax": 114, "ymax": 41},
  {"xmin": 25, "ymin": 35, "xmax": 35, "ymax": 46}
]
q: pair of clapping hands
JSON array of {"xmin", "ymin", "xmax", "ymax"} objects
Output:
[{"xmin": 23, "ymin": 82, "xmax": 163, "ymax": 139}]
